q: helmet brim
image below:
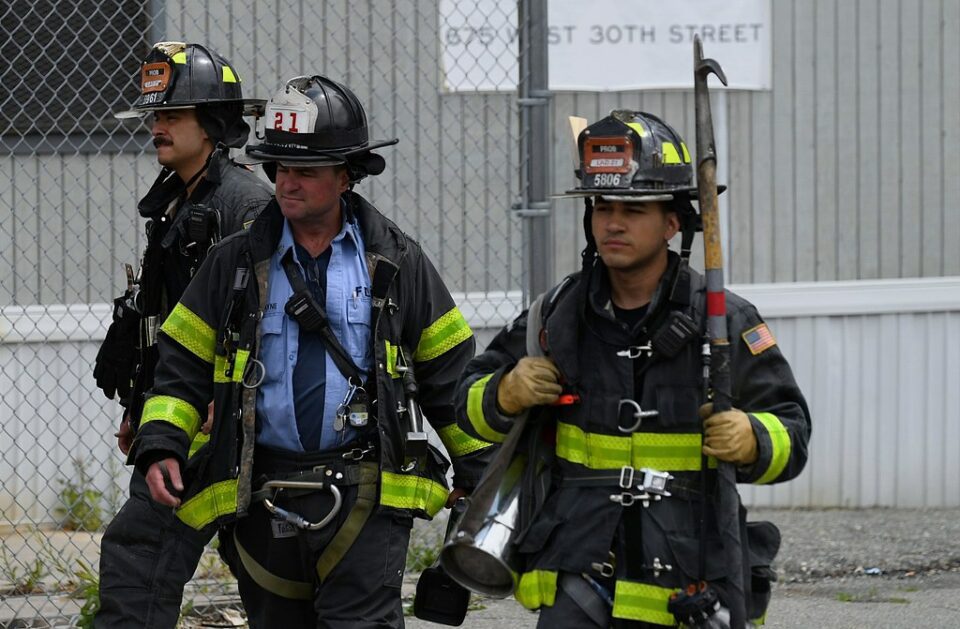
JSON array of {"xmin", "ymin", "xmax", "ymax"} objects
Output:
[
  {"xmin": 113, "ymin": 98, "xmax": 266, "ymax": 120},
  {"xmin": 553, "ymin": 184, "xmax": 727, "ymax": 200},
  {"xmin": 239, "ymin": 137, "xmax": 398, "ymax": 166}
]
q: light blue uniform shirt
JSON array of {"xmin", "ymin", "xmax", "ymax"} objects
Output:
[{"xmin": 256, "ymin": 211, "xmax": 372, "ymax": 451}]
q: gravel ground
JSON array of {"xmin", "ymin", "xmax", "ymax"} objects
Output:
[{"xmin": 752, "ymin": 508, "xmax": 960, "ymax": 581}]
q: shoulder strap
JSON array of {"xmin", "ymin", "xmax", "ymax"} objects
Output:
[
  {"xmin": 527, "ymin": 273, "xmax": 578, "ymax": 357},
  {"xmin": 280, "ymin": 250, "xmax": 364, "ymax": 384}
]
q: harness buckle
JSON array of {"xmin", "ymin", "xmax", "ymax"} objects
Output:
[
  {"xmin": 619, "ymin": 465, "xmax": 635, "ymax": 489},
  {"xmin": 651, "ymin": 557, "xmax": 673, "ymax": 578},
  {"xmin": 610, "ymin": 491, "xmax": 659, "ymax": 508},
  {"xmin": 638, "ymin": 468, "xmax": 674, "ymax": 497},
  {"xmin": 616, "ymin": 344, "xmax": 653, "ymax": 359},
  {"xmin": 590, "ymin": 561, "xmax": 615, "ymax": 578},
  {"xmin": 342, "ymin": 444, "xmax": 375, "ymax": 461},
  {"xmin": 617, "ymin": 399, "xmax": 660, "ymax": 433}
]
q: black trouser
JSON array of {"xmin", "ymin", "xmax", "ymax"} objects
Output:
[
  {"xmin": 96, "ymin": 470, "xmax": 214, "ymax": 629},
  {"xmin": 218, "ymin": 446, "xmax": 411, "ymax": 629}
]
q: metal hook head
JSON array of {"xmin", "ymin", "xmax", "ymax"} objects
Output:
[{"xmin": 694, "ymin": 35, "xmax": 729, "ymax": 87}]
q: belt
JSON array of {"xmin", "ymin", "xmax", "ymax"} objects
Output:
[{"xmin": 559, "ymin": 467, "xmax": 708, "ymax": 501}]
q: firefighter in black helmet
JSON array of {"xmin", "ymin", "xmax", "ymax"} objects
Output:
[
  {"xmin": 454, "ymin": 110, "xmax": 811, "ymax": 628},
  {"xmin": 94, "ymin": 42, "xmax": 273, "ymax": 629},
  {"xmin": 130, "ymin": 75, "xmax": 493, "ymax": 628}
]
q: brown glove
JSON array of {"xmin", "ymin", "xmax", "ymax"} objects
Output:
[
  {"xmin": 496, "ymin": 356, "xmax": 563, "ymax": 416},
  {"xmin": 700, "ymin": 403, "xmax": 759, "ymax": 465}
]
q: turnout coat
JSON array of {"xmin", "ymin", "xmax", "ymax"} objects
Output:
[
  {"xmin": 132, "ymin": 192, "xmax": 492, "ymax": 530},
  {"xmin": 456, "ymin": 253, "xmax": 811, "ymax": 626}
]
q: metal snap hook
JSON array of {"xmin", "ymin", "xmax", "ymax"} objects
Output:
[
  {"xmin": 617, "ymin": 399, "xmax": 659, "ymax": 433},
  {"xmin": 261, "ymin": 481, "xmax": 342, "ymax": 530},
  {"xmin": 242, "ymin": 357, "xmax": 266, "ymax": 389}
]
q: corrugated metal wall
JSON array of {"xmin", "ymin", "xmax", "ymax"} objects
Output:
[
  {"xmin": 740, "ymin": 300, "xmax": 960, "ymax": 508},
  {"xmin": 552, "ymin": 0, "xmax": 960, "ymax": 283}
]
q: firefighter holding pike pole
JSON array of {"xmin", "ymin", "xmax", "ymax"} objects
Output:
[{"xmin": 449, "ymin": 38, "xmax": 811, "ymax": 628}]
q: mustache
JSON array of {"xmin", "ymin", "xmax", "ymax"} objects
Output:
[{"xmin": 152, "ymin": 136, "xmax": 173, "ymax": 148}]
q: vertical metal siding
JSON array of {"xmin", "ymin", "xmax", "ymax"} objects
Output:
[{"xmin": 739, "ymin": 310, "xmax": 960, "ymax": 508}]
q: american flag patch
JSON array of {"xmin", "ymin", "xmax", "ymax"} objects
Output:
[{"xmin": 742, "ymin": 323, "xmax": 777, "ymax": 355}]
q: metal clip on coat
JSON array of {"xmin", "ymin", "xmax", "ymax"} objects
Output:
[{"xmin": 396, "ymin": 354, "xmax": 428, "ymax": 470}]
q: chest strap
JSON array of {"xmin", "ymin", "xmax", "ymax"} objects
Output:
[{"xmin": 280, "ymin": 250, "xmax": 364, "ymax": 385}]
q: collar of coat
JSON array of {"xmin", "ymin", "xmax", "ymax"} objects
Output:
[{"xmin": 244, "ymin": 190, "xmax": 410, "ymax": 268}]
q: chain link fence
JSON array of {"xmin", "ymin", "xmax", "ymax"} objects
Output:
[{"xmin": 1, "ymin": 0, "xmax": 534, "ymax": 625}]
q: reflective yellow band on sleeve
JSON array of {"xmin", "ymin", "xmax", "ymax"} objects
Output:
[
  {"xmin": 414, "ymin": 307, "xmax": 473, "ymax": 362},
  {"xmin": 612, "ymin": 581, "xmax": 679, "ymax": 625},
  {"xmin": 161, "ymin": 303, "xmax": 216, "ymax": 364},
  {"xmin": 188, "ymin": 432, "xmax": 210, "ymax": 459},
  {"xmin": 214, "ymin": 349, "xmax": 250, "ymax": 383},
  {"xmin": 515, "ymin": 570, "xmax": 557, "ymax": 609},
  {"xmin": 222, "ymin": 66, "xmax": 238, "ymax": 83},
  {"xmin": 752, "ymin": 412, "xmax": 791, "ymax": 484},
  {"xmin": 172, "ymin": 51, "xmax": 187, "ymax": 64},
  {"xmin": 661, "ymin": 142, "xmax": 682, "ymax": 164},
  {"xmin": 556, "ymin": 422, "xmax": 716, "ymax": 472},
  {"xmin": 466, "ymin": 374, "xmax": 507, "ymax": 443},
  {"xmin": 436, "ymin": 422, "xmax": 492, "ymax": 457},
  {"xmin": 140, "ymin": 395, "xmax": 202, "ymax": 439},
  {"xmin": 384, "ymin": 341, "xmax": 400, "ymax": 379},
  {"xmin": 176, "ymin": 479, "xmax": 238, "ymax": 530},
  {"xmin": 379, "ymin": 471, "xmax": 449, "ymax": 517}
]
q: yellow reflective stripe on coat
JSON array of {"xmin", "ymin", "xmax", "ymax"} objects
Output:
[
  {"xmin": 379, "ymin": 471, "xmax": 448, "ymax": 516},
  {"xmin": 176, "ymin": 479, "xmax": 238, "ymax": 530},
  {"xmin": 555, "ymin": 422, "xmax": 716, "ymax": 471},
  {"xmin": 414, "ymin": 307, "xmax": 472, "ymax": 362},
  {"xmin": 140, "ymin": 395, "xmax": 202, "ymax": 438},
  {"xmin": 384, "ymin": 340, "xmax": 400, "ymax": 379},
  {"xmin": 515, "ymin": 570, "xmax": 557, "ymax": 609},
  {"xmin": 436, "ymin": 422, "xmax": 492, "ymax": 457},
  {"xmin": 214, "ymin": 350, "xmax": 250, "ymax": 383},
  {"xmin": 161, "ymin": 303, "xmax": 216, "ymax": 364},
  {"xmin": 188, "ymin": 432, "xmax": 210, "ymax": 459},
  {"xmin": 752, "ymin": 412, "xmax": 791, "ymax": 484},
  {"xmin": 612, "ymin": 581, "xmax": 679, "ymax": 625},
  {"xmin": 466, "ymin": 374, "xmax": 507, "ymax": 443}
]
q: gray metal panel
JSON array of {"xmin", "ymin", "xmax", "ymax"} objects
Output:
[{"xmin": 738, "ymin": 310, "xmax": 960, "ymax": 508}]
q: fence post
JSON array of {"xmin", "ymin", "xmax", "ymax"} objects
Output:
[{"xmin": 516, "ymin": 0, "xmax": 552, "ymax": 304}]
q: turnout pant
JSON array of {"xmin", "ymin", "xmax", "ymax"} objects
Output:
[{"xmin": 95, "ymin": 470, "xmax": 214, "ymax": 629}]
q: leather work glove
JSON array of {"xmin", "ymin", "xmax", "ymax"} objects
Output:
[
  {"xmin": 93, "ymin": 293, "xmax": 141, "ymax": 400},
  {"xmin": 700, "ymin": 403, "xmax": 759, "ymax": 465},
  {"xmin": 496, "ymin": 356, "xmax": 563, "ymax": 416}
]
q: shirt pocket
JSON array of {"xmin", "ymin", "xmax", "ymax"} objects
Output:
[
  {"xmin": 345, "ymin": 295, "xmax": 372, "ymax": 364},
  {"xmin": 258, "ymin": 310, "xmax": 288, "ymax": 385}
]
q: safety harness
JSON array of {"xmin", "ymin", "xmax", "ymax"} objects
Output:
[{"xmin": 226, "ymin": 240, "xmax": 422, "ymax": 599}]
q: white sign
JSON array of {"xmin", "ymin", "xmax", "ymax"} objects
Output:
[{"xmin": 440, "ymin": 0, "xmax": 771, "ymax": 91}]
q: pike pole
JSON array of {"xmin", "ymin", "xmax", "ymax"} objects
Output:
[{"xmin": 694, "ymin": 35, "xmax": 746, "ymax": 629}]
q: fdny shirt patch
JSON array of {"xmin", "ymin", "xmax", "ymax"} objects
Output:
[{"xmin": 742, "ymin": 323, "xmax": 776, "ymax": 355}]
